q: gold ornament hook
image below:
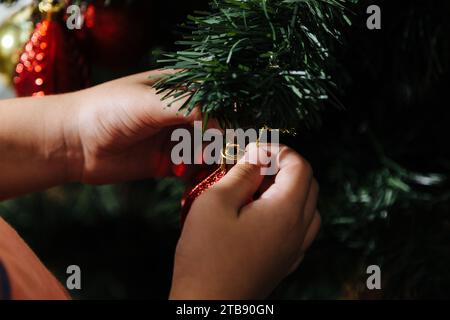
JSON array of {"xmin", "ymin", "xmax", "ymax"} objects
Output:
[{"xmin": 220, "ymin": 143, "xmax": 245, "ymax": 168}]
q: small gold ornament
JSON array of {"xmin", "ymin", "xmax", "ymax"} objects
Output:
[{"xmin": 0, "ymin": 4, "xmax": 36, "ymax": 87}]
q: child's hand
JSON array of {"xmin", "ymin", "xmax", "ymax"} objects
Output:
[
  {"xmin": 1, "ymin": 70, "xmax": 201, "ymax": 199},
  {"xmin": 65, "ymin": 70, "xmax": 200, "ymax": 184},
  {"xmin": 170, "ymin": 144, "xmax": 320, "ymax": 299}
]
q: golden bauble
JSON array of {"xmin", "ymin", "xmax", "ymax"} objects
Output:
[{"xmin": 0, "ymin": 4, "xmax": 36, "ymax": 87}]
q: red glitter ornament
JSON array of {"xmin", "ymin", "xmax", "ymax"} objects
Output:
[
  {"xmin": 178, "ymin": 143, "xmax": 255, "ymax": 228},
  {"xmin": 180, "ymin": 165, "xmax": 227, "ymax": 227},
  {"xmin": 13, "ymin": 12, "xmax": 88, "ymax": 97}
]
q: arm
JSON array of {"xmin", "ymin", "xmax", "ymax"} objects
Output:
[
  {"xmin": 0, "ymin": 70, "xmax": 197, "ymax": 200},
  {"xmin": 0, "ymin": 70, "xmax": 321, "ymax": 299},
  {"xmin": 0, "ymin": 94, "xmax": 76, "ymax": 200}
]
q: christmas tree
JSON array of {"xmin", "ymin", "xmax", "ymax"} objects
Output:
[{"xmin": 0, "ymin": 0, "xmax": 449, "ymax": 299}]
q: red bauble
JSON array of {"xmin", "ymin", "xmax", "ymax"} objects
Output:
[
  {"xmin": 13, "ymin": 17, "xmax": 88, "ymax": 97},
  {"xmin": 180, "ymin": 165, "xmax": 227, "ymax": 227}
]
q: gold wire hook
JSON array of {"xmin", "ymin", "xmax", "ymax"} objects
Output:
[{"xmin": 220, "ymin": 143, "xmax": 245, "ymax": 167}]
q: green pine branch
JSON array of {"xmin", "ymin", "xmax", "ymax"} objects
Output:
[{"xmin": 153, "ymin": 0, "xmax": 352, "ymax": 130}]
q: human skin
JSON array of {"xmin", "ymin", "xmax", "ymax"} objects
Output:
[
  {"xmin": 0, "ymin": 70, "xmax": 199, "ymax": 199},
  {"xmin": 0, "ymin": 70, "xmax": 320, "ymax": 299},
  {"xmin": 170, "ymin": 144, "xmax": 320, "ymax": 299}
]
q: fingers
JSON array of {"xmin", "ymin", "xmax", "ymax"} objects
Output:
[
  {"xmin": 296, "ymin": 179, "xmax": 319, "ymax": 257},
  {"xmin": 288, "ymin": 211, "xmax": 321, "ymax": 274},
  {"xmin": 125, "ymin": 69, "xmax": 179, "ymax": 86},
  {"xmin": 209, "ymin": 143, "xmax": 269, "ymax": 212},
  {"xmin": 141, "ymin": 69, "xmax": 202, "ymax": 126},
  {"xmin": 301, "ymin": 178, "xmax": 319, "ymax": 231},
  {"xmin": 301, "ymin": 211, "xmax": 321, "ymax": 252},
  {"xmin": 144, "ymin": 88, "xmax": 202, "ymax": 126},
  {"xmin": 253, "ymin": 145, "xmax": 313, "ymax": 220},
  {"xmin": 263, "ymin": 145, "xmax": 313, "ymax": 202},
  {"xmin": 234, "ymin": 145, "xmax": 319, "ymax": 276},
  {"xmin": 145, "ymin": 69, "xmax": 200, "ymax": 126},
  {"xmin": 107, "ymin": 70, "xmax": 202, "ymax": 134},
  {"xmin": 287, "ymin": 211, "xmax": 321, "ymax": 274}
]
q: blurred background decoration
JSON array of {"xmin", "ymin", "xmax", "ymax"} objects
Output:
[
  {"xmin": 0, "ymin": 0, "xmax": 34, "ymax": 97},
  {"xmin": 0, "ymin": 0, "xmax": 449, "ymax": 299}
]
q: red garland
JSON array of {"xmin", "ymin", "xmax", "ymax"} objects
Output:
[{"xmin": 180, "ymin": 166, "xmax": 227, "ymax": 227}]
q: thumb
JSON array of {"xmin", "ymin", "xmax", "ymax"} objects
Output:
[{"xmin": 212, "ymin": 144, "xmax": 269, "ymax": 211}]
